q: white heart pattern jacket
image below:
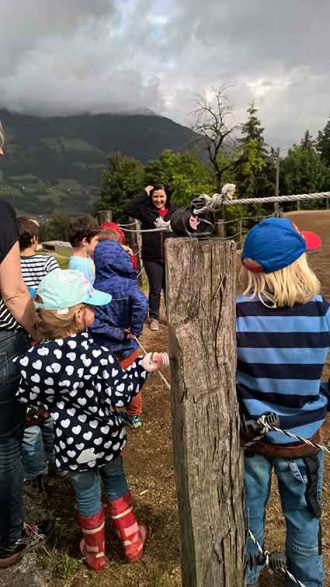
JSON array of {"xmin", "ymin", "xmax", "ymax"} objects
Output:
[{"xmin": 15, "ymin": 332, "xmax": 148, "ymax": 472}]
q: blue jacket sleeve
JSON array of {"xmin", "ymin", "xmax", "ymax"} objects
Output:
[
  {"xmin": 129, "ymin": 282, "xmax": 148, "ymax": 336},
  {"xmin": 90, "ymin": 315, "xmax": 125, "ymax": 341}
]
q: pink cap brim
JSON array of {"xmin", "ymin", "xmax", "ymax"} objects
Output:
[{"xmin": 300, "ymin": 230, "xmax": 322, "ymax": 251}]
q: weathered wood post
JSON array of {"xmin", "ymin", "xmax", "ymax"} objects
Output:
[
  {"xmin": 215, "ymin": 219, "xmax": 225, "ymax": 237},
  {"xmin": 96, "ymin": 209, "xmax": 112, "ymax": 225},
  {"xmin": 127, "ymin": 218, "xmax": 145, "ymax": 288},
  {"xmin": 166, "ymin": 237, "xmax": 245, "ymax": 587}
]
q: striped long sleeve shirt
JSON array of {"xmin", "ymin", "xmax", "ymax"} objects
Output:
[
  {"xmin": 236, "ymin": 294, "xmax": 330, "ymax": 446},
  {"xmin": 20, "ymin": 254, "xmax": 59, "ymax": 288}
]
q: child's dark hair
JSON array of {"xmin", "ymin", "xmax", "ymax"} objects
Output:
[
  {"xmin": 17, "ymin": 216, "xmax": 40, "ymax": 251},
  {"xmin": 68, "ymin": 215, "xmax": 99, "ymax": 247}
]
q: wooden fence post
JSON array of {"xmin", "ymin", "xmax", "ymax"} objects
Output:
[
  {"xmin": 166, "ymin": 237, "xmax": 245, "ymax": 587},
  {"xmin": 127, "ymin": 218, "xmax": 145, "ymax": 288},
  {"xmin": 96, "ymin": 209, "xmax": 112, "ymax": 224},
  {"xmin": 215, "ymin": 219, "xmax": 225, "ymax": 237}
]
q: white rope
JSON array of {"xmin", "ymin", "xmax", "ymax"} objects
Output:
[
  {"xmin": 225, "ymin": 192, "xmax": 330, "ymax": 207},
  {"xmin": 257, "ymin": 416, "xmax": 330, "ymax": 455},
  {"xmin": 120, "ymin": 226, "xmax": 169, "ymax": 233},
  {"xmin": 248, "ymin": 530, "xmax": 305, "ymax": 587},
  {"xmin": 194, "ymin": 184, "xmax": 330, "ymax": 211}
]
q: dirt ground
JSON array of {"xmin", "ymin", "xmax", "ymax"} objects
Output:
[{"xmin": 1, "ymin": 209, "xmax": 330, "ymax": 587}]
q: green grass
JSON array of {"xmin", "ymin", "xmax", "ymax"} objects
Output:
[{"xmin": 41, "ymin": 248, "xmax": 71, "ymax": 270}]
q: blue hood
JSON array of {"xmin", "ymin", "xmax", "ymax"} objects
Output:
[{"xmin": 91, "ymin": 239, "xmax": 148, "ymax": 358}]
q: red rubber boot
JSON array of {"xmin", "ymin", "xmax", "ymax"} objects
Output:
[
  {"xmin": 78, "ymin": 507, "xmax": 108, "ymax": 572},
  {"xmin": 108, "ymin": 492, "xmax": 147, "ymax": 562}
]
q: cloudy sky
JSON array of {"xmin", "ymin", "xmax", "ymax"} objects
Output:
[{"xmin": 0, "ymin": 0, "xmax": 329, "ymax": 148}]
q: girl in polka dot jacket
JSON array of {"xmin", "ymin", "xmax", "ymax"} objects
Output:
[{"xmin": 15, "ymin": 269, "xmax": 168, "ymax": 572}]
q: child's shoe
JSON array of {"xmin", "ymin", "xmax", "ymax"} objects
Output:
[
  {"xmin": 78, "ymin": 507, "xmax": 108, "ymax": 572},
  {"xmin": 23, "ymin": 475, "xmax": 45, "ymax": 497},
  {"xmin": 149, "ymin": 318, "xmax": 159, "ymax": 331},
  {"xmin": 0, "ymin": 522, "xmax": 48, "ymax": 568},
  {"xmin": 121, "ymin": 414, "xmax": 143, "ymax": 429},
  {"xmin": 108, "ymin": 492, "xmax": 147, "ymax": 562}
]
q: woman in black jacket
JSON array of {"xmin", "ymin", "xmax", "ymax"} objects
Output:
[{"xmin": 125, "ymin": 184, "xmax": 177, "ymax": 331}]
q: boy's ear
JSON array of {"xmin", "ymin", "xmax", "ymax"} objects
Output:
[{"xmin": 81, "ymin": 237, "xmax": 88, "ymax": 247}]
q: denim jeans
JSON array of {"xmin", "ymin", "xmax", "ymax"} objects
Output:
[
  {"xmin": 244, "ymin": 451, "xmax": 324, "ymax": 587},
  {"xmin": 69, "ymin": 456, "xmax": 129, "ymax": 517},
  {"xmin": 143, "ymin": 260, "xmax": 165, "ymax": 320},
  {"xmin": 0, "ymin": 329, "xmax": 30, "ymax": 543},
  {"xmin": 22, "ymin": 417, "xmax": 54, "ymax": 480}
]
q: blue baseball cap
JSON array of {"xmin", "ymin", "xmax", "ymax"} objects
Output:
[
  {"xmin": 241, "ymin": 217, "xmax": 321, "ymax": 273},
  {"xmin": 35, "ymin": 269, "xmax": 111, "ymax": 312}
]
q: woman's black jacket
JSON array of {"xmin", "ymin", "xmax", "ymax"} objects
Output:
[{"xmin": 125, "ymin": 191, "xmax": 177, "ymax": 263}]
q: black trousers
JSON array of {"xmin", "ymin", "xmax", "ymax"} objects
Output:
[{"xmin": 143, "ymin": 260, "xmax": 165, "ymax": 320}]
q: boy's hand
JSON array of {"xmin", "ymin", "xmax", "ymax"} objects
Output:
[
  {"xmin": 124, "ymin": 328, "xmax": 134, "ymax": 340},
  {"xmin": 122, "ymin": 244, "xmax": 134, "ymax": 255},
  {"xmin": 140, "ymin": 352, "xmax": 169, "ymax": 372}
]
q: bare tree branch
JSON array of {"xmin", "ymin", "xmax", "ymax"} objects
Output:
[{"xmin": 191, "ymin": 86, "xmax": 238, "ymax": 192}]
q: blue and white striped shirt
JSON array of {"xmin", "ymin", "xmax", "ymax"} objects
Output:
[{"xmin": 236, "ymin": 294, "xmax": 330, "ymax": 445}]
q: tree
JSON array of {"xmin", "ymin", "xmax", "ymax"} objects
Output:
[
  {"xmin": 40, "ymin": 210, "xmax": 70, "ymax": 241},
  {"xmin": 94, "ymin": 153, "xmax": 145, "ymax": 222},
  {"xmin": 235, "ymin": 103, "xmax": 275, "ymax": 199},
  {"xmin": 192, "ymin": 87, "xmax": 238, "ymax": 192},
  {"xmin": 281, "ymin": 133, "xmax": 330, "ymax": 205},
  {"xmin": 317, "ymin": 115, "xmax": 330, "ymax": 166},
  {"xmin": 145, "ymin": 148, "xmax": 215, "ymax": 207}
]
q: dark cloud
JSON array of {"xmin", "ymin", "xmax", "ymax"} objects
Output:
[{"xmin": 0, "ymin": 0, "xmax": 328, "ymax": 145}]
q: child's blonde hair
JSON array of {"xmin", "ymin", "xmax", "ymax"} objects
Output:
[
  {"xmin": 98, "ymin": 228, "xmax": 122, "ymax": 243},
  {"xmin": 36, "ymin": 303, "xmax": 84, "ymax": 339},
  {"xmin": 239, "ymin": 253, "xmax": 320, "ymax": 308}
]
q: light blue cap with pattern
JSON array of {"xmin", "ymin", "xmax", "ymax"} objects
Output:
[{"xmin": 35, "ymin": 269, "xmax": 111, "ymax": 312}]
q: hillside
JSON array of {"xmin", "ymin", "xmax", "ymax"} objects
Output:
[{"xmin": 0, "ymin": 110, "xmax": 197, "ymax": 215}]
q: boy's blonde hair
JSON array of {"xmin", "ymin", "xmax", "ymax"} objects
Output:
[
  {"xmin": 239, "ymin": 253, "xmax": 320, "ymax": 308},
  {"xmin": 98, "ymin": 228, "xmax": 122, "ymax": 243},
  {"xmin": 36, "ymin": 303, "xmax": 84, "ymax": 339}
]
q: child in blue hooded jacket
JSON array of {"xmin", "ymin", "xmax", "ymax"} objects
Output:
[{"xmin": 91, "ymin": 239, "xmax": 148, "ymax": 428}]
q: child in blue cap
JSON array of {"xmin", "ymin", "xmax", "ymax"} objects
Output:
[
  {"xmin": 15, "ymin": 269, "xmax": 167, "ymax": 572},
  {"xmin": 238, "ymin": 217, "xmax": 329, "ymax": 587}
]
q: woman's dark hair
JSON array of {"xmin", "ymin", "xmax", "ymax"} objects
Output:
[
  {"xmin": 68, "ymin": 215, "xmax": 99, "ymax": 247},
  {"xmin": 17, "ymin": 216, "xmax": 40, "ymax": 251},
  {"xmin": 150, "ymin": 183, "xmax": 167, "ymax": 197}
]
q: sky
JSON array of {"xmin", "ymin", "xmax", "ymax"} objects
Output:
[{"xmin": 0, "ymin": 0, "xmax": 329, "ymax": 148}]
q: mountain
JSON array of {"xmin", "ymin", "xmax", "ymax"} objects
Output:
[{"xmin": 0, "ymin": 110, "xmax": 197, "ymax": 215}]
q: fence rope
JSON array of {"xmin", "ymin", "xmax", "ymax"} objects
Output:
[
  {"xmin": 255, "ymin": 415, "xmax": 330, "ymax": 455},
  {"xmin": 248, "ymin": 530, "xmax": 306, "ymax": 587},
  {"xmin": 120, "ymin": 226, "xmax": 169, "ymax": 233},
  {"xmin": 227, "ymin": 192, "xmax": 330, "ymax": 206},
  {"xmin": 202, "ymin": 190, "xmax": 330, "ymax": 210},
  {"xmin": 191, "ymin": 183, "xmax": 330, "ymax": 213}
]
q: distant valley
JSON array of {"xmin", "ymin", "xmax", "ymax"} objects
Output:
[{"xmin": 0, "ymin": 110, "xmax": 196, "ymax": 215}]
